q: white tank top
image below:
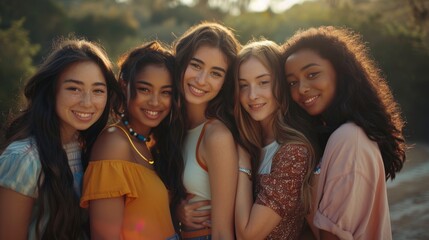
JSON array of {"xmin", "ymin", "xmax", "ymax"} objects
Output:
[
  {"xmin": 258, "ymin": 141, "xmax": 280, "ymax": 174},
  {"xmin": 182, "ymin": 121, "xmax": 211, "ymax": 210}
]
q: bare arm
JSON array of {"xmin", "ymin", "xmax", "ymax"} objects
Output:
[
  {"xmin": 202, "ymin": 121, "xmax": 238, "ymax": 239},
  {"xmin": 234, "ymin": 146, "xmax": 281, "ymax": 240},
  {"xmin": 235, "ymin": 144, "xmax": 309, "ymax": 239},
  {"xmin": 89, "ymin": 197, "xmax": 125, "ymax": 240},
  {"xmin": 85, "ymin": 127, "xmax": 128, "ymax": 239},
  {"xmin": 0, "ymin": 187, "xmax": 34, "ymax": 240}
]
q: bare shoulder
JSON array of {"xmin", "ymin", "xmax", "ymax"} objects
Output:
[
  {"xmin": 90, "ymin": 126, "xmax": 131, "ymax": 161},
  {"xmin": 203, "ymin": 119, "xmax": 234, "ymax": 143},
  {"xmin": 200, "ymin": 119, "xmax": 237, "ymax": 164}
]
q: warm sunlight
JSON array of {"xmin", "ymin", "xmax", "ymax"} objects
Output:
[
  {"xmin": 248, "ymin": 0, "xmax": 308, "ymax": 12},
  {"xmin": 179, "ymin": 0, "xmax": 310, "ymax": 13}
]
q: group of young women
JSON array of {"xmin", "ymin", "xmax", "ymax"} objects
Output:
[{"xmin": 0, "ymin": 21, "xmax": 406, "ymax": 240}]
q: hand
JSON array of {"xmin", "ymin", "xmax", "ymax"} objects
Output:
[{"xmin": 176, "ymin": 194, "xmax": 211, "ymax": 229}]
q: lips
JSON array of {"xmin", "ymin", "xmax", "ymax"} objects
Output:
[
  {"xmin": 188, "ymin": 84, "xmax": 207, "ymax": 97},
  {"xmin": 143, "ymin": 109, "xmax": 163, "ymax": 120},
  {"xmin": 72, "ymin": 111, "xmax": 93, "ymax": 121},
  {"xmin": 248, "ymin": 103, "xmax": 266, "ymax": 111},
  {"xmin": 302, "ymin": 95, "xmax": 319, "ymax": 106}
]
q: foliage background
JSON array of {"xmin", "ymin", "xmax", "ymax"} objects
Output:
[{"xmin": 1, "ymin": 0, "xmax": 428, "ymax": 144}]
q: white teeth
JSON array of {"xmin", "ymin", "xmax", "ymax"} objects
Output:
[
  {"xmin": 190, "ymin": 85, "xmax": 205, "ymax": 94},
  {"xmin": 250, "ymin": 103, "xmax": 264, "ymax": 109},
  {"xmin": 304, "ymin": 96, "xmax": 318, "ymax": 104},
  {"xmin": 145, "ymin": 110, "xmax": 160, "ymax": 116},
  {"xmin": 74, "ymin": 111, "xmax": 91, "ymax": 118}
]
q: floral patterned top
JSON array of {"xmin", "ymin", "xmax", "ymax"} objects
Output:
[{"xmin": 255, "ymin": 143, "xmax": 309, "ymax": 240}]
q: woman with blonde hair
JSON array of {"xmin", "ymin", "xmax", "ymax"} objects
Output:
[{"xmin": 234, "ymin": 39, "xmax": 316, "ymax": 239}]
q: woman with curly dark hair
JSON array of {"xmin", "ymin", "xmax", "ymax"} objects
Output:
[{"xmin": 283, "ymin": 26, "xmax": 406, "ymax": 239}]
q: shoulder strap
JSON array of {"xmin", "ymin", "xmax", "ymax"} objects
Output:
[{"xmin": 195, "ymin": 120, "xmax": 214, "ymax": 172}]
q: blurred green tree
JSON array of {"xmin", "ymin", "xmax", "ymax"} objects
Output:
[
  {"xmin": 0, "ymin": 19, "xmax": 39, "ymax": 136},
  {"xmin": 0, "ymin": 0, "xmax": 427, "ymax": 142},
  {"xmin": 0, "ymin": 0, "xmax": 70, "ymax": 60}
]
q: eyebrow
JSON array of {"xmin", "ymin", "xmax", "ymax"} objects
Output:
[
  {"xmin": 136, "ymin": 80, "xmax": 172, "ymax": 89},
  {"xmin": 285, "ymin": 63, "xmax": 320, "ymax": 77},
  {"xmin": 63, "ymin": 79, "xmax": 106, "ymax": 87},
  {"xmin": 191, "ymin": 57, "xmax": 226, "ymax": 73},
  {"xmin": 256, "ymin": 73, "xmax": 270, "ymax": 79},
  {"xmin": 239, "ymin": 73, "xmax": 270, "ymax": 81}
]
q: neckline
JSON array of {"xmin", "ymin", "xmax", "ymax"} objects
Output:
[
  {"xmin": 90, "ymin": 159, "xmax": 156, "ymax": 172},
  {"xmin": 188, "ymin": 120, "xmax": 208, "ymax": 132},
  {"xmin": 113, "ymin": 124, "xmax": 155, "ymax": 165},
  {"xmin": 262, "ymin": 140, "xmax": 278, "ymax": 150}
]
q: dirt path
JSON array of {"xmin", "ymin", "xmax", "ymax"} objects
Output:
[{"xmin": 388, "ymin": 142, "xmax": 429, "ymax": 239}]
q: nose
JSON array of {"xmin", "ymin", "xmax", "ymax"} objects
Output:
[
  {"xmin": 248, "ymin": 85, "xmax": 258, "ymax": 100},
  {"xmin": 148, "ymin": 93, "xmax": 159, "ymax": 106},
  {"xmin": 298, "ymin": 80, "xmax": 310, "ymax": 94},
  {"xmin": 80, "ymin": 92, "xmax": 92, "ymax": 107},
  {"xmin": 196, "ymin": 71, "xmax": 208, "ymax": 85}
]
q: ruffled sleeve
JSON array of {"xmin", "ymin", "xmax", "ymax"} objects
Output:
[
  {"xmin": 255, "ymin": 143, "xmax": 309, "ymax": 217},
  {"xmin": 80, "ymin": 160, "xmax": 141, "ymax": 208},
  {"xmin": 0, "ymin": 139, "xmax": 41, "ymax": 198}
]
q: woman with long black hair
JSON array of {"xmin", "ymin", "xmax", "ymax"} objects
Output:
[{"xmin": 0, "ymin": 37, "xmax": 121, "ymax": 240}]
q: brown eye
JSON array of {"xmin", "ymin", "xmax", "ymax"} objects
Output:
[
  {"xmin": 308, "ymin": 72, "xmax": 320, "ymax": 79},
  {"xmin": 190, "ymin": 62, "xmax": 201, "ymax": 70}
]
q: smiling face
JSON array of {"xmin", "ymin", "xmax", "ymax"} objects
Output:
[
  {"xmin": 56, "ymin": 61, "xmax": 108, "ymax": 141},
  {"xmin": 126, "ymin": 64, "xmax": 173, "ymax": 135},
  {"xmin": 239, "ymin": 57, "xmax": 277, "ymax": 127},
  {"xmin": 285, "ymin": 49, "xmax": 337, "ymax": 116},
  {"xmin": 182, "ymin": 45, "xmax": 228, "ymax": 109}
]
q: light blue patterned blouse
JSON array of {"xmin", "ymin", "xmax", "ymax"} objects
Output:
[{"xmin": 0, "ymin": 137, "xmax": 83, "ymax": 239}]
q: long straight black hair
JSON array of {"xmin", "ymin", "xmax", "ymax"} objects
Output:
[{"xmin": 2, "ymin": 37, "xmax": 121, "ymax": 239}]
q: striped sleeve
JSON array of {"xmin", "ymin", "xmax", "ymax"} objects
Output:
[{"xmin": 0, "ymin": 139, "xmax": 41, "ymax": 198}]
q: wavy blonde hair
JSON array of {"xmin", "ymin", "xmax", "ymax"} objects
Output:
[{"xmin": 233, "ymin": 39, "xmax": 316, "ymax": 213}]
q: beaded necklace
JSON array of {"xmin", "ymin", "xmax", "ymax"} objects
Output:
[
  {"xmin": 120, "ymin": 113, "xmax": 150, "ymax": 142},
  {"xmin": 114, "ymin": 124, "xmax": 154, "ymax": 165}
]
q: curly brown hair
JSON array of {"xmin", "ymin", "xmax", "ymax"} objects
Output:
[{"xmin": 282, "ymin": 26, "xmax": 406, "ymax": 180}]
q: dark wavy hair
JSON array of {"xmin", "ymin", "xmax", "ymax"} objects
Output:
[
  {"xmin": 2, "ymin": 37, "xmax": 121, "ymax": 239},
  {"xmin": 171, "ymin": 22, "xmax": 241, "ymax": 215},
  {"xmin": 117, "ymin": 40, "xmax": 186, "ymax": 214},
  {"xmin": 172, "ymin": 21, "xmax": 242, "ymax": 140},
  {"xmin": 282, "ymin": 26, "xmax": 406, "ymax": 180}
]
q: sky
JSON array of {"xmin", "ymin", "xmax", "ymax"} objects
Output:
[
  {"xmin": 179, "ymin": 0, "xmax": 309, "ymax": 13},
  {"xmin": 248, "ymin": 0, "xmax": 307, "ymax": 13}
]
